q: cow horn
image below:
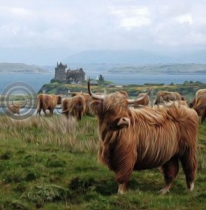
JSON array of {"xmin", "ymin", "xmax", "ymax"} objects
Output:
[
  {"xmin": 127, "ymin": 89, "xmax": 152, "ymax": 104},
  {"xmin": 88, "ymin": 79, "xmax": 104, "ymax": 100}
]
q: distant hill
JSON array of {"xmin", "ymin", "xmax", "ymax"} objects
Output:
[
  {"xmin": 0, "ymin": 63, "xmax": 48, "ymax": 73},
  {"xmin": 62, "ymin": 50, "xmax": 169, "ymax": 64},
  {"xmin": 108, "ymin": 63, "xmax": 206, "ymax": 74},
  {"xmin": 43, "ymin": 62, "xmax": 206, "ymax": 75},
  {"xmin": 62, "ymin": 49, "xmax": 206, "ymax": 65}
]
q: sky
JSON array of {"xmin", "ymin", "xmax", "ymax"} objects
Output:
[{"xmin": 0, "ymin": 0, "xmax": 206, "ymax": 65}]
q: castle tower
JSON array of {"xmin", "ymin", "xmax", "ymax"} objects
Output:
[{"xmin": 55, "ymin": 62, "xmax": 67, "ymax": 81}]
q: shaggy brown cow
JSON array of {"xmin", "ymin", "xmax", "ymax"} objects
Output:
[
  {"xmin": 195, "ymin": 89, "xmax": 206, "ymax": 98},
  {"xmin": 7, "ymin": 100, "xmax": 27, "ymax": 116},
  {"xmin": 189, "ymin": 89, "xmax": 206, "ymax": 108},
  {"xmin": 154, "ymin": 91, "xmax": 184, "ymax": 105},
  {"xmin": 61, "ymin": 98, "xmax": 70, "ymax": 118},
  {"xmin": 192, "ymin": 95, "xmax": 206, "ymax": 124},
  {"xmin": 7, "ymin": 104, "xmax": 21, "ymax": 115},
  {"xmin": 61, "ymin": 95, "xmax": 86, "ymax": 120},
  {"xmin": 36, "ymin": 94, "xmax": 62, "ymax": 116},
  {"xmin": 156, "ymin": 97, "xmax": 188, "ymax": 108},
  {"xmin": 70, "ymin": 91, "xmax": 91, "ymax": 115},
  {"xmin": 88, "ymin": 80, "xmax": 198, "ymax": 195}
]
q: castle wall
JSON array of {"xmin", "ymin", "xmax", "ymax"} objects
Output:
[{"xmin": 66, "ymin": 69, "xmax": 85, "ymax": 83}]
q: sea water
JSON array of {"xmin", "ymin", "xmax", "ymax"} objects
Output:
[{"xmin": 1, "ymin": 71, "xmax": 206, "ymax": 94}]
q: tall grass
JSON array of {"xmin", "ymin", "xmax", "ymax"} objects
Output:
[{"xmin": 0, "ymin": 114, "xmax": 99, "ymax": 154}]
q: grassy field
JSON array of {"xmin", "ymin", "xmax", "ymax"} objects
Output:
[{"xmin": 0, "ymin": 112, "xmax": 206, "ymax": 210}]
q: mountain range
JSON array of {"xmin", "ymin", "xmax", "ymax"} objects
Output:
[
  {"xmin": 1, "ymin": 49, "xmax": 206, "ymax": 74},
  {"xmin": 62, "ymin": 49, "xmax": 206, "ymax": 65}
]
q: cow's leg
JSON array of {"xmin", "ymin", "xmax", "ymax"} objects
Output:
[
  {"xmin": 117, "ymin": 182, "xmax": 127, "ymax": 194},
  {"xmin": 50, "ymin": 109, "xmax": 54, "ymax": 116},
  {"xmin": 160, "ymin": 156, "xmax": 179, "ymax": 195},
  {"xmin": 36, "ymin": 107, "xmax": 41, "ymax": 116},
  {"xmin": 114, "ymin": 149, "xmax": 136, "ymax": 194},
  {"xmin": 37, "ymin": 110, "xmax": 41, "ymax": 116},
  {"xmin": 180, "ymin": 149, "xmax": 197, "ymax": 192},
  {"xmin": 42, "ymin": 107, "xmax": 48, "ymax": 116},
  {"xmin": 116, "ymin": 169, "xmax": 133, "ymax": 194}
]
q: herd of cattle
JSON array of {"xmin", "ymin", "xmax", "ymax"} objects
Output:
[
  {"xmin": 34, "ymin": 86, "xmax": 206, "ymax": 124},
  {"xmin": 6, "ymin": 86, "xmax": 206, "ymax": 124},
  {"xmin": 5, "ymin": 83, "xmax": 206, "ymax": 194}
]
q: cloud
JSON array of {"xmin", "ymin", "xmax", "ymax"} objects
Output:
[
  {"xmin": 0, "ymin": 0, "xmax": 206, "ymax": 64},
  {"xmin": 175, "ymin": 14, "xmax": 194, "ymax": 24},
  {"xmin": 110, "ymin": 6, "xmax": 151, "ymax": 30}
]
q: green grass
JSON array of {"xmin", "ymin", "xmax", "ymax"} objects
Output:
[{"xmin": 0, "ymin": 115, "xmax": 205, "ymax": 209}]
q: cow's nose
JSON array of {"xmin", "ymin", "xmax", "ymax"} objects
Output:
[{"xmin": 117, "ymin": 117, "xmax": 130, "ymax": 127}]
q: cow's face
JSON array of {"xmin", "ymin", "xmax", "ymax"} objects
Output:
[
  {"xmin": 89, "ymin": 92, "xmax": 130, "ymax": 130},
  {"xmin": 88, "ymin": 80, "xmax": 149, "ymax": 130}
]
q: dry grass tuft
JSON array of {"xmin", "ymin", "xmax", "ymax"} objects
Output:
[{"xmin": 0, "ymin": 114, "xmax": 99, "ymax": 154}]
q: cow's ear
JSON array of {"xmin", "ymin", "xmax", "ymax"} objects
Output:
[{"xmin": 89, "ymin": 100, "xmax": 103, "ymax": 115}]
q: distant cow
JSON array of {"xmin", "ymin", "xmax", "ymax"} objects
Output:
[
  {"xmin": 192, "ymin": 96, "xmax": 206, "ymax": 123},
  {"xmin": 62, "ymin": 95, "xmax": 86, "ymax": 120},
  {"xmin": 190, "ymin": 89, "xmax": 206, "ymax": 124},
  {"xmin": 6, "ymin": 100, "xmax": 27, "ymax": 116},
  {"xmin": 155, "ymin": 96, "xmax": 188, "ymax": 108},
  {"xmin": 70, "ymin": 91, "xmax": 91, "ymax": 115},
  {"xmin": 36, "ymin": 94, "xmax": 62, "ymax": 116},
  {"xmin": 88, "ymin": 80, "xmax": 198, "ymax": 195},
  {"xmin": 61, "ymin": 98, "xmax": 70, "ymax": 118},
  {"xmin": 189, "ymin": 89, "xmax": 206, "ymax": 108},
  {"xmin": 154, "ymin": 91, "xmax": 184, "ymax": 105},
  {"xmin": 7, "ymin": 104, "xmax": 21, "ymax": 115}
]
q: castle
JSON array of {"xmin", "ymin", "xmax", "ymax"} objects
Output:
[{"xmin": 54, "ymin": 62, "xmax": 86, "ymax": 83}]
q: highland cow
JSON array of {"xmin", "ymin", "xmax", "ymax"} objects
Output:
[
  {"xmin": 189, "ymin": 89, "xmax": 206, "ymax": 108},
  {"xmin": 88, "ymin": 80, "xmax": 198, "ymax": 195},
  {"xmin": 192, "ymin": 95, "xmax": 206, "ymax": 124},
  {"xmin": 7, "ymin": 104, "xmax": 21, "ymax": 115},
  {"xmin": 155, "ymin": 91, "xmax": 185, "ymax": 105},
  {"xmin": 70, "ymin": 91, "xmax": 91, "ymax": 115},
  {"xmin": 62, "ymin": 95, "xmax": 86, "ymax": 120},
  {"xmin": 36, "ymin": 94, "xmax": 62, "ymax": 116}
]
